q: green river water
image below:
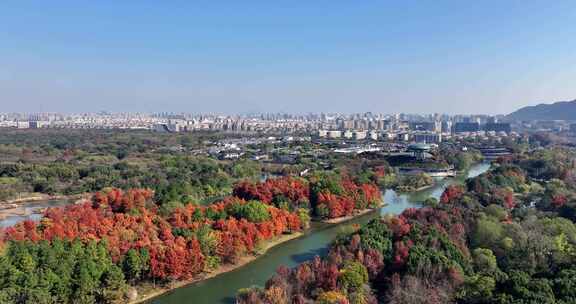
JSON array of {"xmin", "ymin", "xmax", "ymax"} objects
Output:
[{"xmin": 150, "ymin": 162, "xmax": 490, "ymax": 304}]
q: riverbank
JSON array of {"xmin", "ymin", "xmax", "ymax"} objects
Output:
[
  {"xmin": 130, "ymin": 231, "xmax": 304, "ymax": 304},
  {"xmin": 0, "ymin": 193, "xmax": 89, "ymax": 206},
  {"xmin": 394, "ymin": 183, "xmax": 436, "ymax": 193},
  {"xmin": 322, "ymin": 208, "xmax": 380, "ymax": 224}
]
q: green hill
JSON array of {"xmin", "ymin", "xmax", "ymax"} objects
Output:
[{"xmin": 508, "ymin": 99, "xmax": 576, "ymax": 121}]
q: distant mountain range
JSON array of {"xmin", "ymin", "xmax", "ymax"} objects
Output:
[{"xmin": 507, "ymin": 99, "xmax": 576, "ymax": 121}]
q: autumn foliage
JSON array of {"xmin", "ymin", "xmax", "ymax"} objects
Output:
[
  {"xmin": 237, "ymin": 205, "xmax": 471, "ymax": 304},
  {"xmin": 0, "ymin": 170, "xmax": 383, "ymax": 303},
  {"xmin": 233, "ymin": 176, "xmax": 310, "ymax": 208},
  {"xmin": 2, "ymin": 187, "xmax": 304, "ymax": 281},
  {"xmin": 440, "ymin": 184, "xmax": 465, "ymax": 204},
  {"xmin": 234, "ymin": 175, "xmax": 382, "ymax": 220}
]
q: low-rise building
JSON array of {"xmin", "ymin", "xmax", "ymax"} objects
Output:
[
  {"xmin": 327, "ymin": 130, "xmax": 342, "ymax": 139},
  {"xmin": 16, "ymin": 121, "xmax": 30, "ymax": 129},
  {"xmin": 396, "ymin": 133, "xmax": 410, "ymax": 142},
  {"xmin": 353, "ymin": 131, "xmax": 367, "ymax": 140},
  {"xmin": 368, "ymin": 130, "xmax": 378, "ymax": 140},
  {"xmin": 413, "ymin": 132, "xmax": 442, "ymax": 143},
  {"xmin": 343, "ymin": 130, "xmax": 353, "ymax": 139}
]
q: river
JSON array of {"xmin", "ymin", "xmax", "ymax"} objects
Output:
[{"xmin": 150, "ymin": 162, "xmax": 490, "ymax": 304}]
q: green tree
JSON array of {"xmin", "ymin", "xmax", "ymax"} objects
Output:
[
  {"xmin": 99, "ymin": 265, "xmax": 127, "ymax": 303},
  {"xmin": 457, "ymin": 275, "xmax": 496, "ymax": 302},
  {"xmin": 122, "ymin": 249, "xmax": 144, "ymax": 283},
  {"xmin": 338, "ymin": 261, "xmax": 369, "ymax": 292}
]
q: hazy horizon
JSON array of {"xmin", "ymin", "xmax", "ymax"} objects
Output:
[{"xmin": 1, "ymin": 1, "xmax": 575, "ymax": 114}]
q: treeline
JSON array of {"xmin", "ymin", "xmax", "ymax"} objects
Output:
[
  {"xmin": 0, "ymin": 129, "xmax": 224, "ymax": 154},
  {"xmin": 0, "ymin": 129, "xmax": 263, "ymax": 203},
  {"xmin": 0, "ymin": 156, "xmax": 260, "ymax": 203},
  {"xmin": 327, "ymin": 147, "xmax": 483, "ymax": 193},
  {"xmin": 440, "ymin": 145, "xmax": 484, "ymax": 171},
  {"xmin": 233, "ymin": 172, "xmax": 382, "ymax": 220},
  {"xmin": 236, "ymin": 147, "xmax": 576, "ymax": 304},
  {"xmin": 0, "ymin": 128, "xmax": 484, "ymax": 202}
]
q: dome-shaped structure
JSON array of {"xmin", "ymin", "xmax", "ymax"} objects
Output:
[
  {"xmin": 407, "ymin": 143, "xmax": 431, "ymax": 152},
  {"xmin": 407, "ymin": 143, "xmax": 431, "ymax": 160}
]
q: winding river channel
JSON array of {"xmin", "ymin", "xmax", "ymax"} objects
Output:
[{"xmin": 150, "ymin": 162, "xmax": 491, "ymax": 304}]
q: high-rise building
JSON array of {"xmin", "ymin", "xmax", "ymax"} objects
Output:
[
  {"xmin": 441, "ymin": 121, "xmax": 453, "ymax": 133},
  {"xmin": 453, "ymin": 122, "xmax": 480, "ymax": 133}
]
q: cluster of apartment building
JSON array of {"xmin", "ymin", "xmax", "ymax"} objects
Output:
[
  {"xmin": 316, "ymin": 115, "xmax": 513, "ymax": 143},
  {"xmin": 0, "ymin": 112, "xmax": 157, "ymax": 129},
  {"xmin": 0, "ymin": 112, "xmax": 514, "ymax": 141}
]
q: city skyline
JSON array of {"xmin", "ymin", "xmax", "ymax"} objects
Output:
[{"xmin": 1, "ymin": 1, "xmax": 575, "ymax": 114}]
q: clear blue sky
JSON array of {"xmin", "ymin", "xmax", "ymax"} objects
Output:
[{"xmin": 1, "ymin": 1, "xmax": 575, "ymax": 114}]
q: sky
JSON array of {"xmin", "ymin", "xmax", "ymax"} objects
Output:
[{"xmin": 1, "ymin": 1, "xmax": 575, "ymax": 115}]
